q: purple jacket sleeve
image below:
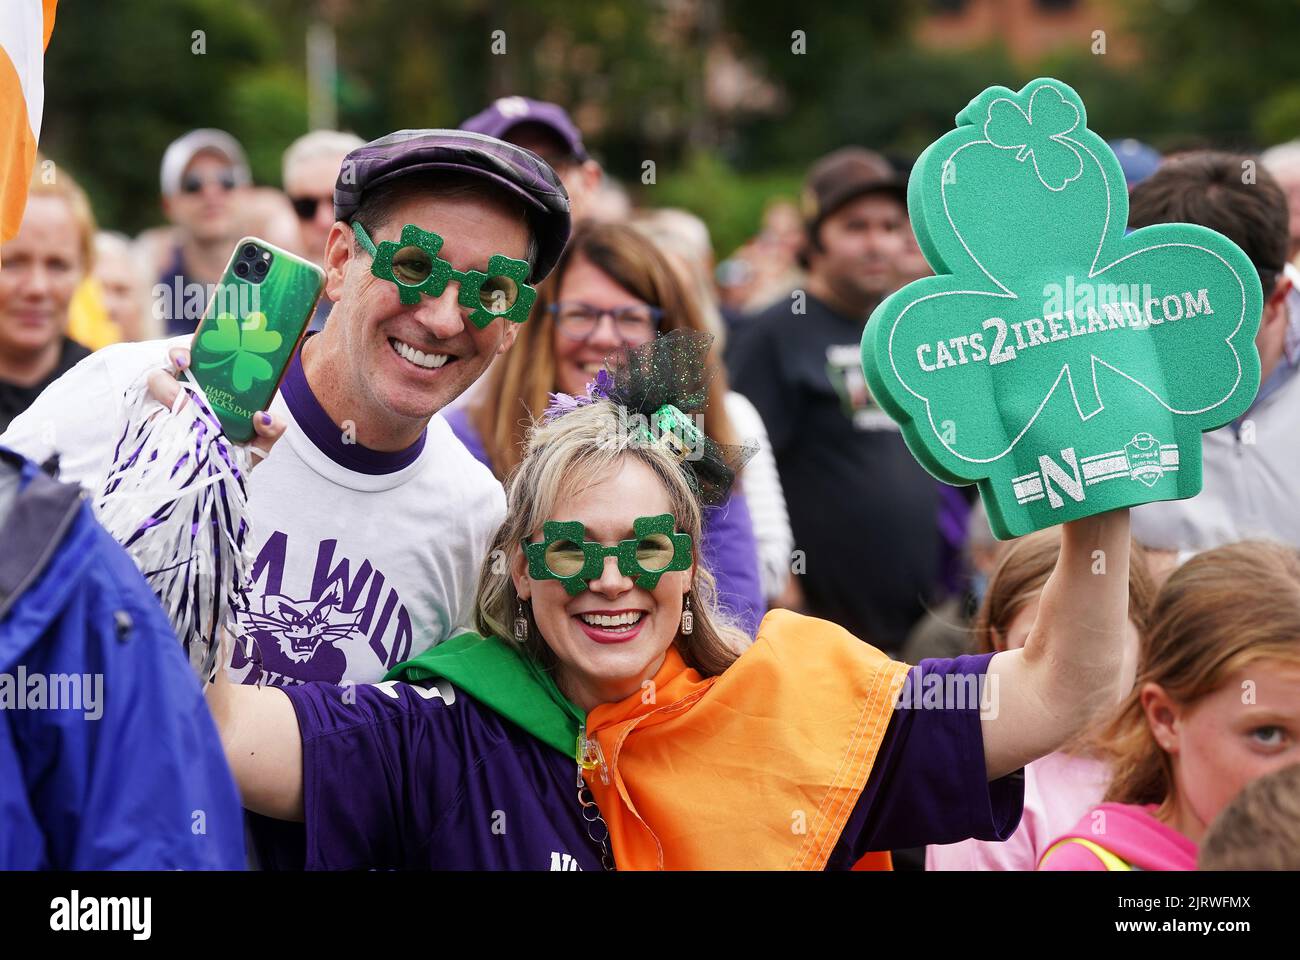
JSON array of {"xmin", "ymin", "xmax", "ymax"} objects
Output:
[
  {"xmin": 825, "ymin": 653, "xmax": 1025, "ymax": 866},
  {"xmin": 701, "ymin": 491, "xmax": 765, "ymax": 638}
]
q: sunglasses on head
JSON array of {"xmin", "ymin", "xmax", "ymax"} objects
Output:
[
  {"xmin": 290, "ymin": 195, "xmax": 331, "ymax": 220},
  {"xmin": 351, "ymin": 221, "xmax": 536, "ymax": 329},
  {"xmin": 180, "ymin": 169, "xmax": 238, "ymax": 194},
  {"xmin": 524, "ymin": 513, "xmax": 693, "ymax": 596}
]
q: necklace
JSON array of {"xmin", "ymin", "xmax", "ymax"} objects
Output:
[{"xmin": 576, "ymin": 724, "xmax": 615, "ymax": 871}]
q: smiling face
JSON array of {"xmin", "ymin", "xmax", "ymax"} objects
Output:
[
  {"xmin": 316, "ymin": 186, "xmax": 530, "ymax": 444},
  {"xmin": 1144, "ymin": 660, "xmax": 1300, "ymax": 842},
  {"xmin": 513, "ymin": 456, "xmax": 692, "ymax": 711},
  {"xmin": 551, "ymin": 252, "xmax": 658, "ymax": 396},
  {"xmin": 0, "ymin": 194, "xmax": 83, "ymax": 370}
]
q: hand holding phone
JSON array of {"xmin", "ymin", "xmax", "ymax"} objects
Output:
[
  {"xmin": 187, "ymin": 237, "xmax": 324, "ymax": 442},
  {"xmin": 145, "ymin": 347, "xmax": 286, "ymax": 468}
]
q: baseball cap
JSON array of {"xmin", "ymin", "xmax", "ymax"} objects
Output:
[
  {"xmin": 800, "ymin": 147, "xmax": 907, "ymax": 236},
  {"xmin": 334, "ymin": 129, "xmax": 572, "ymax": 283},
  {"xmin": 160, "ymin": 128, "xmax": 251, "ymax": 196},
  {"xmin": 461, "ymin": 97, "xmax": 589, "ymax": 164}
]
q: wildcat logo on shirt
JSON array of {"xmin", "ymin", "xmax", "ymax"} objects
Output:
[
  {"xmin": 825, "ymin": 344, "xmax": 896, "ymax": 431},
  {"xmin": 232, "ymin": 532, "xmax": 421, "ymax": 686}
]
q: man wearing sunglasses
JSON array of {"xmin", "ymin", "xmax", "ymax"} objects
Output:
[
  {"xmin": 146, "ymin": 128, "xmax": 252, "ymax": 335},
  {"xmin": 3, "ymin": 130, "xmax": 571, "ymax": 698},
  {"xmin": 283, "ymin": 130, "xmax": 365, "ymax": 331}
]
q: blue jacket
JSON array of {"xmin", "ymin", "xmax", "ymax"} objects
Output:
[{"xmin": 0, "ymin": 448, "xmax": 245, "ymax": 869}]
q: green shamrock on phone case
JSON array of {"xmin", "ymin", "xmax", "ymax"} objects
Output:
[{"xmin": 196, "ymin": 312, "xmax": 283, "ymax": 391}]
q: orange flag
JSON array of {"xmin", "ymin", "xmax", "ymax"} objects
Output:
[
  {"xmin": 585, "ymin": 609, "xmax": 912, "ymax": 870},
  {"xmin": 1, "ymin": 0, "xmax": 58, "ymax": 245}
]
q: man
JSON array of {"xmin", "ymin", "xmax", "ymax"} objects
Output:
[
  {"xmin": 729, "ymin": 147, "xmax": 942, "ymax": 654},
  {"xmin": 2, "ymin": 129, "xmax": 571, "ymax": 689},
  {"xmin": 1129, "ymin": 151, "xmax": 1298, "ymax": 552},
  {"xmin": 1260, "ymin": 139, "xmax": 1300, "ymax": 265},
  {"xmin": 145, "ymin": 128, "xmax": 252, "ymax": 336},
  {"xmin": 282, "ymin": 130, "xmax": 365, "ymax": 330},
  {"xmin": 462, "ymin": 96, "xmax": 602, "ymax": 223}
]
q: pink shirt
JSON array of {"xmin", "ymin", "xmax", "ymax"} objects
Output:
[
  {"xmin": 927, "ymin": 751, "xmax": 1108, "ymax": 871},
  {"xmin": 1039, "ymin": 802, "xmax": 1198, "ymax": 870}
]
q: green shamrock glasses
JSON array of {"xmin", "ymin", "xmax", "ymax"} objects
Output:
[
  {"xmin": 351, "ymin": 221, "xmax": 536, "ymax": 329},
  {"xmin": 524, "ymin": 513, "xmax": 693, "ymax": 596}
]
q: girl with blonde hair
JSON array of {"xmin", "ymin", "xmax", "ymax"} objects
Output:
[
  {"xmin": 1040, "ymin": 541, "xmax": 1300, "ymax": 870},
  {"xmin": 927, "ymin": 528, "xmax": 1156, "ymax": 870}
]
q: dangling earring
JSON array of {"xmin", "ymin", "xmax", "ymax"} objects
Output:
[
  {"xmin": 680, "ymin": 592, "xmax": 694, "ymax": 636},
  {"xmin": 514, "ymin": 598, "xmax": 529, "ymax": 642}
]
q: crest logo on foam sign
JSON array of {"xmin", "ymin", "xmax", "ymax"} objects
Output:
[{"xmin": 861, "ymin": 77, "xmax": 1262, "ymax": 538}]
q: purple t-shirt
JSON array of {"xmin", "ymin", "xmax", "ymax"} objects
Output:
[
  {"xmin": 279, "ymin": 652, "xmax": 1021, "ymax": 869},
  {"xmin": 444, "ymin": 406, "xmax": 766, "ymax": 637}
]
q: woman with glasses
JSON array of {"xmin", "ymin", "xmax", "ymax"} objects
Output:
[
  {"xmin": 207, "ymin": 331, "xmax": 1137, "ymax": 870},
  {"xmin": 446, "ymin": 220, "xmax": 766, "ymax": 636}
]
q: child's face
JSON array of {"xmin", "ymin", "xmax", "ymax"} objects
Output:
[{"xmin": 1146, "ymin": 660, "xmax": 1300, "ymax": 838}]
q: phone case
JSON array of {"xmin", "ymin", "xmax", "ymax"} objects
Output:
[{"xmin": 189, "ymin": 237, "xmax": 324, "ymax": 443}]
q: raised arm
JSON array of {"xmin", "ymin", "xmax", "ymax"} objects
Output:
[
  {"xmin": 206, "ymin": 632, "xmax": 304, "ymax": 821},
  {"xmin": 981, "ymin": 509, "xmax": 1132, "ymax": 780}
]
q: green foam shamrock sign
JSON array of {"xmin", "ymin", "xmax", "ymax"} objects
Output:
[{"xmin": 861, "ymin": 78, "xmax": 1262, "ymax": 539}]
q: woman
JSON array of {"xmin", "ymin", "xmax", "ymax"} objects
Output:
[
  {"xmin": 1040, "ymin": 541, "xmax": 1300, "ymax": 870},
  {"xmin": 446, "ymin": 221, "xmax": 766, "ymax": 635},
  {"xmin": 630, "ymin": 207, "xmax": 795, "ymax": 606},
  {"xmin": 0, "ymin": 158, "xmax": 95, "ymax": 431},
  {"xmin": 209, "ymin": 333, "xmax": 1136, "ymax": 870},
  {"xmin": 926, "ymin": 528, "xmax": 1156, "ymax": 870}
]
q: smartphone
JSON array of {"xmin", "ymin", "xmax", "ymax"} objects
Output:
[{"xmin": 188, "ymin": 237, "xmax": 324, "ymax": 443}]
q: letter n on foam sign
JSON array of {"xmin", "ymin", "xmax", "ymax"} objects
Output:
[{"xmin": 860, "ymin": 77, "xmax": 1263, "ymax": 537}]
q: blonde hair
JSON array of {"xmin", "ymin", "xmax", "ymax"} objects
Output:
[
  {"xmin": 1097, "ymin": 541, "xmax": 1300, "ymax": 806},
  {"xmin": 24, "ymin": 155, "xmax": 96, "ymax": 272},
  {"xmin": 468, "ymin": 220, "xmax": 738, "ymax": 479},
  {"xmin": 476, "ymin": 399, "xmax": 749, "ymax": 679}
]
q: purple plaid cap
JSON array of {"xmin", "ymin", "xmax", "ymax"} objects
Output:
[
  {"xmin": 334, "ymin": 128, "xmax": 572, "ymax": 282},
  {"xmin": 461, "ymin": 97, "xmax": 589, "ymax": 163}
]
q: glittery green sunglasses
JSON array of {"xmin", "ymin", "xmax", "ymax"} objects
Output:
[
  {"xmin": 351, "ymin": 221, "xmax": 535, "ymax": 329},
  {"xmin": 524, "ymin": 513, "xmax": 693, "ymax": 596}
]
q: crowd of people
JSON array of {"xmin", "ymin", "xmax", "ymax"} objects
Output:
[{"xmin": 2, "ymin": 92, "xmax": 1299, "ymax": 871}]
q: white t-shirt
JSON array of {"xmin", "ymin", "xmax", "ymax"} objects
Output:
[
  {"xmin": 0, "ymin": 335, "xmax": 505, "ymax": 687},
  {"xmin": 1132, "ymin": 280, "xmax": 1300, "ymax": 553}
]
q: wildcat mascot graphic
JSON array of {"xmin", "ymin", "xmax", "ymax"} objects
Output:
[{"xmin": 239, "ymin": 582, "xmax": 362, "ymax": 684}]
